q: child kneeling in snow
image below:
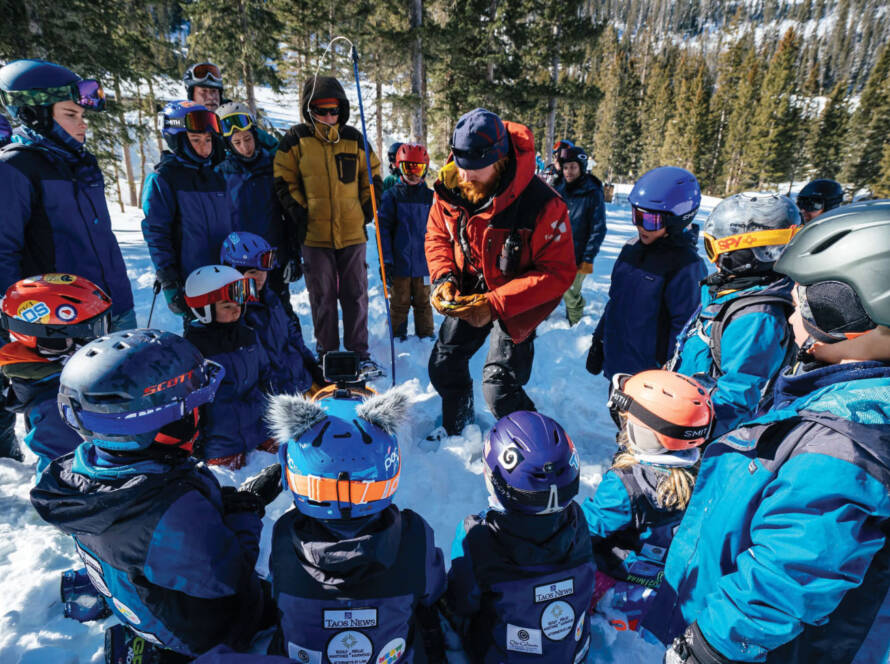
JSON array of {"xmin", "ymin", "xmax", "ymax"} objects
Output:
[
  {"xmin": 581, "ymin": 370, "xmax": 713, "ymax": 634},
  {"xmin": 266, "ymin": 388, "xmax": 447, "ymax": 663},
  {"xmin": 445, "ymin": 412, "xmax": 594, "ymax": 663},
  {"xmin": 0, "ymin": 274, "xmax": 112, "ymax": 475},
  {"xmin": 184, "ymin": 264, "xmax": 273, "ymax": 469},
  {"xmin": 220, "ymin": 231, "xmax": 325, "ymax": 399}
]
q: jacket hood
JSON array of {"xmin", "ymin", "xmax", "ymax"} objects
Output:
[
  {"xmin": 485, "ymin": 501, "xmax": 590, "ymax": 567},
  {"xmin": 30, "ymin": 443, "xmax": 195, "ymax": 536},
  {"xmin": 301, "ymin": 76, "xmax": 350, "ymax": 126},
  {"xmin": 769, "ymin": 360, "xmax": 890, "ymax": 418},
  {"xmin": 288, "ymin": 505, "xmax": 403, "ymax": 588}
]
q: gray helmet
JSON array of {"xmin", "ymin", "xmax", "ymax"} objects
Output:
[
  {"xmin": 775, "ymin": 199, "xmax": 890, "ymax": 327},
  {"xmin": 704, "ymin": 192, "xmax": 801, "ymax": 269}
]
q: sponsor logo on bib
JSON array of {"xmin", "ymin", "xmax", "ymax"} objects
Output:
[
  {"xmin": 540, "ymin": 600, "xmax": 574, "ymax": 640},
  {"xmin": 112, "ymin": 598, "xmax": 141, "ymax": 625},
  {"xmin": 287, "ymin": 642, "xmax": 323, "ymax": 664},
  {"xmin": 326, "ymin": 630, "xmax": 373, "ymax": 664},
  {"xmin": 324, "ymin": 608, "xmax": 379, "ymax": 630},
  {"xmin": 506, "ymin": 624, "xmax": 543, "ymax": 655},
  {"xmin": 376, "ymin": 637, "xmax": 406, "ymax": 663},
  {"xmin": 574, "ymin": 612, "xmax": 585, "ymax": 642},
  {"xmin": 534, "ymin": 577, "xmax": 574, "ymax": 603}
]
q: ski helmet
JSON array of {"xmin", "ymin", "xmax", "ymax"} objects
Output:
[
  {"xmin": 775, "ymin": 199, "xmax": 890, "ymax": 327},
  {"xmin": 268, "ymin": 388, "xmax": 410, "ymax": 519},
  {"xmin": 1, "ymin": 274, "xmax": 112, "ymax": 352},
  {"xmin": 484, "ymin": 411, "xmax": 580, "ymax": 515},
  {"xmin": 387, "ymin": 141, "xmax": 404, "ymax": 164},
  {"xmin": 552, "ymin": 139, "xmax": 574, "ymax": 157},
  {"xmin": 628, "ymin": 166, "xmax": 701, "ymax": 234},
  {"xmin": 556, "ymin": 146, "xmax": 589, "ymax": 171},
  {"xmin": 797, "ymin": 179, "xmax": 844, "ymax": 220},
  {"xmin": 220, "ymin": 231, "xmax": 277, "ymax": 271},
  {"xmin": 608, "ymin": 371, "xmax": 714, "ymax": 460},
  {"xmin": 396, "ymin": 143, "xmax": 429, "ymax": 178},
  {"xmin": 0, "ymin": 114, "xmax": 11, "ymax": 146},
  {"xmin": 58, "ymin": 329, "xmax": 224, "ymax": 451},
  {"xmin": 183, "ymin": 62, "xmax": 224, "ymax": 100},
  {"xmin": 161, "ymin": 100, "xmax": 221, "ymax": 152},
  {"xmin": 703, "ymin": 192, "xmax": 801, "ymax": 274},
  {"xmin": 0, "ymin": 60, "xmax": 105, "ymax": 134},
  {"xmin": 184, "ymin": 265, "xmax": 258, "ymax": 323},
  {"xmin": 217, "ymin": 101, "xmax": 255, "ymax": 139}
]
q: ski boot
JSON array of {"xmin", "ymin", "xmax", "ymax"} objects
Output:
[{"xmin": 61, "ymin": 567, "xmax": 111, "ymax": 622}]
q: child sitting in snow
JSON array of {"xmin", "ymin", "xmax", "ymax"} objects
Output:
[
  {"xmin": 0, "ymin": 274, "xmax": 112, "ymax": 475},
  {"xmin": 581, "ymin": 370, "xmax": 713, "ymax": 633},
  {"xmin": 184, "ymin": 264, "xmax": 272, "ymax": 469},
  {"xmin": 220, "ymin": 232, "xmax": 325, "ymax": 399},
  {"xmin": 378, "ymin": 143, "xmax": 435, "ymax": 340},
  {"xmin": 265, "ymin": 388, "xmax": 447, "ymax": 663},
  {"xmin": 445, "ymin": 411, "xmax": 594, "ymax": 663}
]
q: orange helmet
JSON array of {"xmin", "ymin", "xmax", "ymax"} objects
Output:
[
  {"xmin": 0, "ymin": 274, "xmax": 112, "ymax": 350},
  {"xmin": 608, "ymin": 370, "xmax": 714, "ymax": 453},
  {"xmin": 396, "ymin": 143, "xmax": 429, "ymax": 178}
]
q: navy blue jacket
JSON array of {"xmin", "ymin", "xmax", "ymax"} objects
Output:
[
  {"xmin": 670, "ymin": 277, "xmax": 795, "ymax": 438},
  {"xmin": 555, "ymin": 174, "xmax": 606, "ymax": 266},
  {"xmin": 217, "ymin": 149, "xmax": 294, "ymax": 264},
  {"xmin": 244, "ymin": 288, "xmax": 316, "ymax": 394},
  {"xmin": 141, "ymin": 151, "xmax": 232, "ymax": 284},
  {"xmin": 447, "ymin": 503, "xmax": 595, "ymax": 663},
  {"xmin": 30, "ymin": 443, "xmax": 266, "ymax": 656},
  {"xmin": 269, "ymin": 505, "xmax": 446, "ymax": 663},
  {"xmin": 647, "ymin": 361, "xmax": 890, "ymax": 663},
  {"xmin": 594, "ymin": 234, "xmax": 706, "ymax": 380},
  {"xmin": 185, "ymin": 320, "xmax": 271, "ymax": 459},
  {"xmin": 379, "ymin": 180, "xmax": 433, "ymax": 278},
  {"xmin": 0, "ymin": 132, "xmax": 133, "ymax": 315}
]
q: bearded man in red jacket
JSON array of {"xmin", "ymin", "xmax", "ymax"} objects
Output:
[{"xmin": 425, "ymin": 108, "xmax": 576, "ymax": 436}]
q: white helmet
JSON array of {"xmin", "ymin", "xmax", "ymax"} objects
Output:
[{"xmin": 184, "ymin": 265, "xmax": 256, "ymax": 323}]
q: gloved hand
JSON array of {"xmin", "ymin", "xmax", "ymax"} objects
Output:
[
  {"xmin": 220, "ymin": 485, "xmax": 265, "ymax": 517},
  {"xmin": 240, "ymin": 463, "xmax": 283, "ymax": 507},
  {"xmin": 450, "ymin": 293, "xmax": 493, "ymax": 327},
  {"xmin": 586, "ymin": 336, "xmax": 604, "ymax": 375},
  {"xmin": 431, "ymin": 280, "xmax": 459, "ymax": 315},
  {"xmin": 161, "ymin": 281, "xmax": 188, "ymax": 317},
  {"xmin": 308, "ymin": 360, "xmax": 328, "ymax": 387},
  {"xmin": 664, "ymin": 623, "xmax": 734, "ymax": 664},
  {"xmin": 382, "ymin": 263, "xmax": 394, "ymax": 293},
  {"xmin": 282, "ymin": 259, "xmax": 303, "ymax": 283},
  {"xmin": 579, "ymin": 261, "xmax": 594, "ymax": 274}
]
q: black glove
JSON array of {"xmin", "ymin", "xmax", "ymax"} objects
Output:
[
  {"xmin": 286, "ymin": 204, "xmax": 309, "ymax": 247},
  {"xmin": 220, "ymin": 485, "xmax": 265, "ymax": 517},
  {"xmin": 664, "ymin": 623, "xmax": 735, "ymax": 664},
  {"xmin": 282, "ymin": 259, "xmax": 303, "ymax": 283},
  {"xmin": 382, "ymin": 263, "xmax": 394, "ymax": 292},
  {"xmin": 160, "ymin": 280, "xmax": 188, "ymax": 317},
  {"xmin": 586, "ymin": 336, "xmax": 604, "ymax": 375},
  {"xmin": 240, "ymin": 463, "xmax": 283, "ymax": 507},
  {"xmin": 416, "ymin": 603, "xmax": 447, "ymax": 664},
  {"xmin": 309, "ymin": 360, "xmax": 328, "ymax": 386}
]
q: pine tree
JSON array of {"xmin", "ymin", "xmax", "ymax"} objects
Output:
[
  {"xmin": 723, "ymin": 45, "xmax": 763, "ymax": 193},
  {"xmin": 807, "ymin": 79, "xmax": 849, "ymax": 179},
  {"xmin": 875, "ymin": 141, "xmax": 890, "ymax": 198},
  {"xmin": 638, "ymin": 46, "xmax": 676, "ymax": 174},
  {"xmin": 660, "ymin": 53, "xmax": 712, "ymax": 182},
  {"xmin": 843, "ymin": 42, "xmax": 890, "ymax": 191}
]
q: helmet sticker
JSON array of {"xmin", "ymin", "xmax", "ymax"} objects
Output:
[
  {"xmin": 43, "ymin": 273, "xmax": 76, "ymax": 284},
  {"xmin": 498, "ymin": 445, "xmax": 523, "ymax": 471},
  {"xmin": 56, "ymin": 304, "xmax": 77, "ymax": 321},
  {"xmin": 17, "ymin": 300, "xmax": 51, "ymax": 323}
]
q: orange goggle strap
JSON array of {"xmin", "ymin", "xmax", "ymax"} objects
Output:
[
  {"xmin": 286, "ymin": 464, "xmax": 400, "ymax": 507},
  {"xmin": 703, "ymin": 226, "xmax": 800, "ymax": 262}
]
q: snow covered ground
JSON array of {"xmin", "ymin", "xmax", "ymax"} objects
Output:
[{"xmin": 0, "ymin": 192, "xmax": 719, "ymax": 663}]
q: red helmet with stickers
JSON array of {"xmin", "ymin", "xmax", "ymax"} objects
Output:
[
  {"xmin": 396, "ymin": 143, "xmax": 430, "ymax": 178},
  {"xmin": 0, "ymin": 274, "xmax": 112, "ymax": 350}
]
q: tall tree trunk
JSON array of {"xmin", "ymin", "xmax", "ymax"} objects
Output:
[
  {"xmin": 147, "ymin": 77, "xmax": 164, "ymax": 154},
  {"xmin": 546, "ymin": 37, "xmax": 560, "ymax": 164},
  {"xmin": 137, "ymin": 80, "xmax": 147, "ymax": 202},
  {"xmin": 113, "ymin": 155, "xmax": 125, "ymax": 214},
  {"xmin": 113, "ymin": 77, "xmax": 138, "ymax": 207},
  {"xmin": 487, "ymin": 0, "xmax": 498, "ymax": 83},
  {"xmin": 239, "ymin": 0, "xmax": 257, "ymax": 116},
  {"xmin": 375, "ymin": 57, "xmax": 384, "ymax": 158},
  {"xmin": 409, "ymin": 0, "xmax": 425, "ymax": 142}
]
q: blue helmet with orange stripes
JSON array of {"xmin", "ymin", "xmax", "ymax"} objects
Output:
[{"xmin": 267, "ymin": 388, "xmax": 410, "ymax": 519}]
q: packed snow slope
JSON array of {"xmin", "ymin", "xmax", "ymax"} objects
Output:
[{"xmin": 0, "ymin": 194, "xmax": 717, "ymax": 663}]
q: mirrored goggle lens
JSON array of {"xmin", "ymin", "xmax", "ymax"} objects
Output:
[
  {"xmin": 187, "ymin": 278, "xmax": 257, "ymax": 308},
  {"xmin": 796, "ymin": 196, "xmax": 824, "ymax": 213},
  {"xmin": 191, "ymin": 63, "xmax": 222, "ymax": 83},
  {"xmin": 259, "ymin": 248, "xmax": 278, "ymax": 269},
  {"xmin": 184, "ymin": 110, "xmax": 221, "ymax": 134},
  {"xmin": 632, "ymin": 206, "xmax": 666, "ymax": 231},
  {"xmin": 76, "ymin": 79, "xmax": 105, "ymax": 111},
  {"xmin": 220, "ymin": 113, "xmax": 254, "ymax": 137},
  {"xmin": 399, "ymin": 162, "xmax": 427, "ymax": 177}
]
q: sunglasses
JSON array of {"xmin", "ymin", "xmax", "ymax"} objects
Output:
[
  {"xmin": 167, "ymin": 109, "xmax": 222, "ymax": 134},
  {"xmin": 311, "ymin": 106, "xmax": 340, "ymax": 117},
  {"xmin": 631, "ymin": 206, "xmax": 668, "ymax": 232},
  {"xmin": 703, "ymin": 227, "xmax": 799, "ymax": 263},
  {"xmin": 0, "ymin": 78, "xmax": 106, "ymax": 112},
  {"xmin": 796, "ymin": 196, "xmax": 825, "ymax": 213},
  {"xmin": 187, "ymin": 277, "xmax": 258, "ymax": 309},
  {"xmin": 399, "ymin": 161, "xmax": 428, "ymax": 177},
  {"xmin": 190, "ymin": 63, "xmax": 223, "ymax": 84},
  {"xmin": 219, "ymin": 112, "xmax": 255, "ymax": 137}
]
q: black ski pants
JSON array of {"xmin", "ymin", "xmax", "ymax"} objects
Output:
[{"xmin": 428, "ymin": 316, "xmax": 535, "ymax": 435}]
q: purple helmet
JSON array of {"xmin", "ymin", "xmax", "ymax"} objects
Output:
[
  {"xmin": 483, "ymin": 411, "xmax": 580, "ymax": 515},
  {"xmin": 629, "ymin": 166, "xmax": 701, "ymax": 232}
]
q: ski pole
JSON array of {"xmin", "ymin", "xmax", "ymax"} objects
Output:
[
  {"xmin": 147, "ymin": 279, "xmax": 161, "ymax": 328},
  {"xmin": 352, "ymin": 44, "xmax": 396, "ymax": 387}
]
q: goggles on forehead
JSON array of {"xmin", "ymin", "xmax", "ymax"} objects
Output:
[
  {"xmin": 399, "ymin": 161, "xmax": 428, "ymax": 177},
  {"xmin": 187, "ymin": 277, "xmax": 258, "ymax": 309},
  {"xmin": 219, "ymin": 112, "xmax": 255, "ymax": 137},
  {"xmin": 1, "ymin": 78, "xmax": 106, "ymax": 112},
  {"xmin": 703, "ymin": 227, "xmax": 799, "ymax": 263},
  {"xmin": 190, "ymin": 63, "xmax": 223, "ymax": 84}
]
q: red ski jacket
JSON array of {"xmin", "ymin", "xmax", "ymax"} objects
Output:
[{"xmin": 425, "ymin": 121, "xmax": 576, "ymax": 343}]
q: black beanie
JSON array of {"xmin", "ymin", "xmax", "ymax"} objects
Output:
[{"xmin": 798, "ymin": 281, "xmax": 876, "ymax": 343}]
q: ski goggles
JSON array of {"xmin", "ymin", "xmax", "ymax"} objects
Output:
[
  {"xmin": 631, "ymin": 206, "xmax": 669, "ymax": 231},
  {"xmin": 703, "ymin": 227, "xmax": 799, "ymax": 263},
  {"xmin": 189, "ymin": 63, "xmax": 223, "ymax": 85},
  {"xmin": 399, "ymin": 161, "xmax": 428, "ymax": 177},
  {"xmin": 250, "ymin": 248, "xmax": 278, "ymax": 270},
  {"xmin": 2, "ymin": 309, "xmax": 110, "ymax": 342},
  {"xmin": 59, "ymin": 359, "xmax": 224, "ymax": 438},
  {"xmin": 165, "ymin": 109, "xmax": 222, "ymax": 134},
  {"xmin": 0, "ymin": 78, "xmax": 106, "ymax": 112},
  {"xmin": 219, "ymin": 112, "xmax": 255, "ymax": 137},
  {"xmin": 186, "ymin": 277, "xmax": 258, "ymax": 308},
  {"xmin": 796, "ymin": 196, "xmax": 825, "ymax": 213}
]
